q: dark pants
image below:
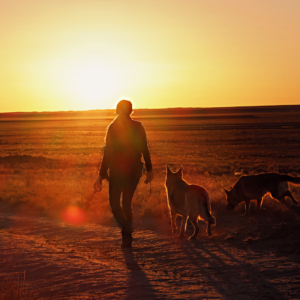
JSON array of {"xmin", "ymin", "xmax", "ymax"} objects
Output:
[{"xmin": 109, "ymin": 168, "xmax": 141, "ymax": 231}]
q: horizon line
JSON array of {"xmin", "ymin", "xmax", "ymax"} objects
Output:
[{"xmin": 1, "ymin": 103, "xmax": 300, "ymax": 115}]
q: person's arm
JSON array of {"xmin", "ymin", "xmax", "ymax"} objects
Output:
[
  {"xmin": 139, "ymin": 124, "xmax": 153, "ymax": 184},
  {"xmin": 139, "ymin": 124, "xmax": 152, "ymax": 172},
  {"xmin": 99, "ymin": 145, "xmax": 109, "ymax": 179},
  {"xmin": 95, "ymin": 127, "xmax": 112, "ymax": 190},
  {"xmin": 99, "ymin": 127, "xmax": 112, "ymax": 178}
]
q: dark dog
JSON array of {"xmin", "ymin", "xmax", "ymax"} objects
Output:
[{"xmin": 225, "ymin": 173, "xmax": 299, "ymax": 215}]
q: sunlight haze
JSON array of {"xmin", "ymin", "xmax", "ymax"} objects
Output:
[{"xmin": 1, "ymin": 0, "xmax": 299, "ymax": 112}]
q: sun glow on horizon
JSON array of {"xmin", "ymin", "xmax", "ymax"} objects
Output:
[
  {"xmin": 62, "ymin": 58, "xmax": 122, "ymax": 107},
  {"xmin": 1, "ymin": 0, "xmax": 299, "ymax": 112},
  {"xmin": 18, "ymin": 49, "xmax": 151, "ymax": 111}
]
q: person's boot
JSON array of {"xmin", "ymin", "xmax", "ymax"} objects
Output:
[
  {"xmin": 121, "ymin": 212, "xmax": 133, "ymax": 248},
  {"xmin": 121, "ymin": 231, "xmax": 133, "ymax": 248},
  {"xmin": 111, "ymin": 208, "xmax": 133, "ymax": 234}
]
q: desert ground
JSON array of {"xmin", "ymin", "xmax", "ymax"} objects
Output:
[{"xmin": 1, "ymin": 106, "xmax": 300, "ymax": 299}]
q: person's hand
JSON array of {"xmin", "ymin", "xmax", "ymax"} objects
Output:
[
  {"xmin": 144, "ymin": 170, "xmax": 154, "ymax": 184},
  {"xmin": 94, "ymin": 176, "xmax": 103, "ymax": 192}
]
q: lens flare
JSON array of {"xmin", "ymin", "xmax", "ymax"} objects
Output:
[{"xmin": 61, "ymin": 205, "xmax": 88, "ymax": 226}]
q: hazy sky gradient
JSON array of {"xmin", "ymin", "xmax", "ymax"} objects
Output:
[{"xmin": 1, "ymin": 0, "xmax": 299, "ymax": 112}]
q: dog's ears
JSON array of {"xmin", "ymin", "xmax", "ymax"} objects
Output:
[
  {"xmin": 166, "ymin": 165, "xmax": 172, "ymax": 174},
  {"xmin": 177, "ymin": 165, "xmax": 183, "ymax": 177},
  {"xmin": 167, "ymin": 165, "xmax": 183, "ymax": 176}
]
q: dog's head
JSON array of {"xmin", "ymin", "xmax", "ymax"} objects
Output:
[
  {"xmin": 165, "ymin": 165, "xmax": 183, "ymax": 188},
  {"xmin": 224, "ymin": 189, "xmax": 239, "ymax": 210}
]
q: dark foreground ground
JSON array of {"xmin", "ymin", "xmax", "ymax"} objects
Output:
[{"xmin": 1, "ymin": 202, "xmax": 300, "ymax": 300}]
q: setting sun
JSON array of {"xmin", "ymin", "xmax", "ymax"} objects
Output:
[{"xmin": 63, "ymin": 58, "xmax": 122, "ymax": 107}]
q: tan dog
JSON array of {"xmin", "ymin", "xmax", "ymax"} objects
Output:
[
  {"xmin": 225, "ymin": 173, "xmax": 300, "ymax": 215},
  {"xmin": 165, "ymin": 165, "xmax": 216, "ymax": 239}
]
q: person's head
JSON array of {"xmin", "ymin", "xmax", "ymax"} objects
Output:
[{"xmin": 116, "ymin": 100, "xmax": 132, "ymax": 116}]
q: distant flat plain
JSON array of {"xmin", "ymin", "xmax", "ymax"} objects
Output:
[{"xmin": 1, "ymin": 105, "xmax": 300, "ymax": 176}]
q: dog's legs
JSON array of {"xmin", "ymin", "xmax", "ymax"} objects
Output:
[
  {"xmin": 256, "ymin": 198, "xmax": 262, "ymax": 210},
  {"xmin": 240, "ymin": 200, "xmax": 250, "ymax": 217},
  {"xmin": 188, "ymin": 217, "xmax": 199, "ymax": 240},
  {"xmin": 207, "ymin": 224, "xmax": 212, "ymax": 237},
  {"xmin": 179, "ymin": 215, "xmax": 188, "ymax": 238},
  {"xmin": 171, "ymin": 210, "xmax": 177, "ymax": 234},
  {"xmin": 275, "ymin": 196, "xmax": 288, "ymax": 212},
  {"xmin": 271, "ymin": 189, "xmax": 298, "ymax": 207},
  {"xmin": 277, "ymin": 196, "xmax": 286, "ymax": 206},
  {"xmin": 271, "ymin": 191, "xmax": 287, "ymax": 208},
  {"xmin": 245, "ymin": 200, "xmax": 250, "ymax": 215},
  {"xmin": 282, "ymin": 190, "xmax": 298, "ymax": 205}
]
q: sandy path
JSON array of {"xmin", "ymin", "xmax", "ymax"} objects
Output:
[{"xmin": 0, "ymin": 204, "xmax": 299, "ymax": 299}]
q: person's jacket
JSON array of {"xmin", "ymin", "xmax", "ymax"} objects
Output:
[{"xmin": 99, "ymin": 116, "xmax": 152, "ymax": 178}]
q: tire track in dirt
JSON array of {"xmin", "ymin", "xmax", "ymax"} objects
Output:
[{"xmin": 0, "ymin": 205, "xmax": 300, "ymax": 299}]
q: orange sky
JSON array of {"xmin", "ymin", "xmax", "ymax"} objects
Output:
[{"xmin": 1, "ymin": 0, "xmax": 299, "ymax": 112}]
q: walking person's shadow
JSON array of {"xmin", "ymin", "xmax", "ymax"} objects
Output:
[{"xmin": 121, "ymin": 248, "xmax": 158, "ymax": 300}]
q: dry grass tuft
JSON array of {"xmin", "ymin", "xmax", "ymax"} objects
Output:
[
  {"xmin": 0, "ymin": 275, "xmax": 35, "ymax": 300},
  {"xmin": 1, "ymin": 162, "xmax": 300, "ymax": 223}
]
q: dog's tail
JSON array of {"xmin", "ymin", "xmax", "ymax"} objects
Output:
[
  {"xmin": 204, "ymin": 205, "xmax": 216, "ymax": 225},
  {"xmin": 200, "ymin": 194, "xmax": 216, "ymax": 225},
  {"xmin": 281, "ymin": 175, "xmax": 300, "ymax": 184},
  {"xmin": 189, "ymin": 185, "xmax": 216, "ymax": 225}
]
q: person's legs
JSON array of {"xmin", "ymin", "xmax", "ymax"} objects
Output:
[
  {"xmin": 121, "ymin": 172, "xmax": 141, "ymax": 247},
  {"xmin": 122, "ymin": 174, "xmax": 140, "ymax": 224},
  {"xmin": 109, "ymin": 177, "xmax": 133, "ymax": 234}
]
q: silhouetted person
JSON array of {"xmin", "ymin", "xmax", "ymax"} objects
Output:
[{"xmin": 94, "ymin": 100, "xmax": 153, "ymax": 247}]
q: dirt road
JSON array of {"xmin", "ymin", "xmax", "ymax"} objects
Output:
[{"xmin": 0, "ymin": 203, "xmax": 299, "ymax": 299}]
